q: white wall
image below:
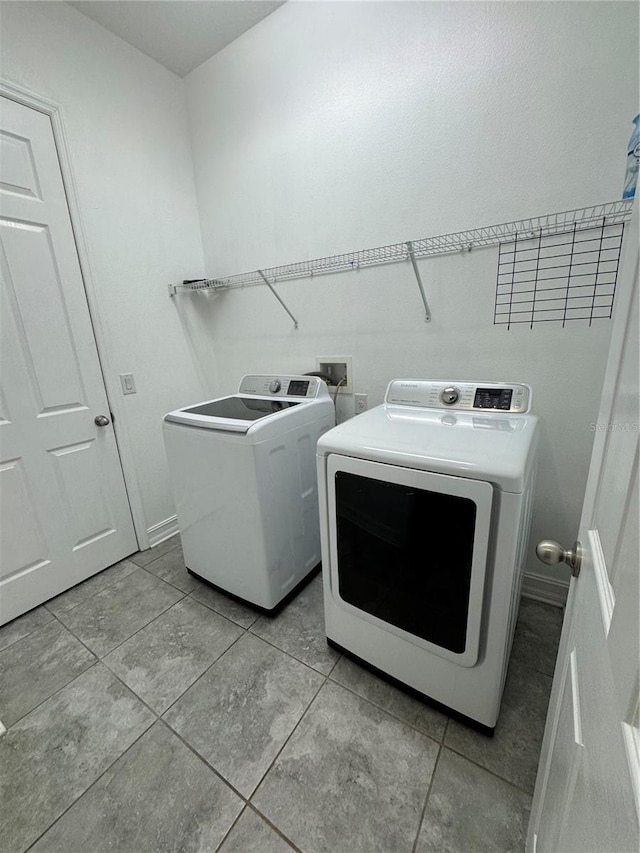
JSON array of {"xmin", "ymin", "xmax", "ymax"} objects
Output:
[
  {"xmin": 185, "ymin": 0, "xmax": 639, "ymax": 596},
  {"xmin": 1, "ymin": 1, "xmax": 207, "ymax": 544}
]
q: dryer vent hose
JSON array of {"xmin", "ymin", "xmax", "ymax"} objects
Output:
[{"xmin": 304, "ymin": 372, "xmax": 347, "ymax": 408}]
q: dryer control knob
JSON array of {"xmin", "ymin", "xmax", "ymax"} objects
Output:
[
  {"xmin": 440, "ymin": 386, "xmax": 460, "ymax": 405},
  {"xmin": 269, "ymin": 379, "xmax": 282, "ymax": 393}
]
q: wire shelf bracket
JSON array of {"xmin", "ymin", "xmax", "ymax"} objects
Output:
[
  {"xmin": 257, "ymin": 269, "xmax": 298, "ymax": 328},
  {"xmin": 168, "ymin": 199, "xmax": 633, "ymax": 326},
  {"xmin": 406, "ymin": 240, "xmax": 431, "ymax": 321}
]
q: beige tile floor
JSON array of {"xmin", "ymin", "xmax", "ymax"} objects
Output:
[{"xmin": 0, "ymin": 536, "xmax": 563, "ymax": 853}]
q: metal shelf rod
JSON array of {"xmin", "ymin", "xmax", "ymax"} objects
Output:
[
  {"xmin": 257, "ymin": 269, "xmax": 299, "ymax": 328},
  {"xmin": 406, "ymin": 240, "xmax": 431, "ymax": 322}
]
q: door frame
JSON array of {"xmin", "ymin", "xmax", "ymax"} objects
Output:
[{"xmin": 0, "ymin": 78, "xmax": 147, "ymax": 550}]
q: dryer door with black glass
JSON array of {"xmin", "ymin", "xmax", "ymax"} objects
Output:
[{"xmin": 326, "ymin": 454, "xmax": 493, "ymax": 667}]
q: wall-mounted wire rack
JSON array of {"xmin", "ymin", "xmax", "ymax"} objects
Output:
[
  {"xmin": 168, "ymin": 199, "xmax": 633, "ymax": 327},
  {"xmin": 495, "ymin": 218, "xmax": 626, "ymax": 328}
]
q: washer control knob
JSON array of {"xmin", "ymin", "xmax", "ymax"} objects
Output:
[
  {"xmin": 269, "ymin": 379, "xmax": 282, "ymax": 393},
  {"xmin": 440, "ymin": 386, "xmax": 460, "ymax": 405}
]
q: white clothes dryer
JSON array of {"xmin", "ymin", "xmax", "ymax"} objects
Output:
[
  {"xmin": 317, "ymin": 379, "xmax": 538, "ymax": 733},
  {"xmin": 164, "ymin": 375, "xmax": 334, "ymax": 611}
]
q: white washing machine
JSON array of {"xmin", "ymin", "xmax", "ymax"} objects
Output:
[
  {"xmin": 317, "ymin": 379, "xmax": 538, "ymax": 733},
  {"xmin": 164, "ymin": 374, "xmax": 334, "ymax": 611}
]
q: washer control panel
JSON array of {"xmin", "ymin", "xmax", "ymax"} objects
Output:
[
  {"xmin": 238, "ymin": 374, "xmax": 327, "ymax": 398},
  {"xmin": 386, "ymin": 380, "xmax": 532, "ymax": 413}
]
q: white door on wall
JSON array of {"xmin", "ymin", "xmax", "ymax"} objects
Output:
[
  {"xmin": 528, "ymin": 202, "xmax": 639, "ymax": 851},
  {"xmin": 0, "ymin": 95, "xmax": 137, "ymax": 625}
]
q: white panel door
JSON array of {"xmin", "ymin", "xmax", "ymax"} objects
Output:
[
  {"xmin": 0, "ymin": 95, "xmax": 137, "ymax": 624},
  {"xmin": 528, "ymin": 202, "xmax": 639, "ymax": 851}
]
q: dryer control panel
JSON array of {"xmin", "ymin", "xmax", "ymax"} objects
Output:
[{"xmin": 386, "ymin": 380, "xmax": 532, "ymax": 414}]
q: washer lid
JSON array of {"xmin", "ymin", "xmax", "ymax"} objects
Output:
[
  {"xmin": 163, "ymin": 373, "xmax": 331, "ymax": 434},
  {"xmin": 164, "ymin": 396, "xmax": 304, "ymax": 432},
  {"xmin": 317, "ymin": 405, "xmax": 539, "ymax": 492}
]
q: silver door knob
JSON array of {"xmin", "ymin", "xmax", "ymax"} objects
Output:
[
  {"xmin": 94, "ymin": 415, "xmax": 110, "ymax": 427},
  {"xmin": 536, "ymin": 539, "xmax": 582, "ymax": 578}
]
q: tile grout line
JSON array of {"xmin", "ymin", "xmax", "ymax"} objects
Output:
[
  {"xmin": 155, "ymin": 718, "xmax": 302, "ymax": 853},
  {"xmin": 18, "ymin": 625, "xmax": 250, "ymax": 850},
  {"xmin": 440, "ymin": 740, "xmax": 537, "ymax": 798},
  {"xmin": 5, "ymin": 618, "xmax": 169, "ymax": 734},
  {"xmin": 7, "ymin": 556, "xmax": 551, "ymax": 850},
  {"xmin": 241, "ymin": 621, "xmax": 346, "ymax": 804},
  {"xmin": 126, "ymin": 537, "xmax": 182, "ymax": 569},
  {"xmin": 6, "ymin": 582, "xmax": 194, "ymax": 732},
  {"xmin": 156, "ymin": 716, "xmax": 251, "ymax": 803},
  {"xmin": 243, "ymin": 803, "xmax": 305, "ymax": 853},
  {"xmin": 40, "ymin": 536, "xmax": 182, "ymax": 620},
  {"xmin": 247, "ymin": 665, "xmax": 330, "ymax": 804},
  {"xmin": 12, "ymin": 574, "xmax": 188, "ymax": 837},
  {"xmin": 188, "ymin": 591, "xmax": 260, "ymax": 631},
  {"xmin": 52, "ymin": 588, "xmax": 189, "ymax": 662},
  {"xmin": 95, "ymin": 633, "xmax": 253, "ymax": 768},
  {"xmin": 316, "ymin": 657, "xmax": 546, "ymax": 798},
  {"xmin": 160, "ymin": 679, "xmax": 311, "ymax": 853},
  {"xmin": 139, "ymin": 563, "xmax": 195, "ymax": 592},
  {"xmin": 0, "ymin": 541, "xmax": 187, "ymax": 663},
  {"xmin": 43, "ymin": 560, "xmax": 142, "ymax": 619},
  {"xmin": 324, "ymin": 671, "xmax": 446, "ymax": 745},
  {"xmin": 1, "ymin": 622, "xmax": 100, "ymax": 731},
  {"xmin": 243, "ymin": 629, "xmax": 338, "ymax": 679},
  {"xmin": 229, "ymin": 801, "xmax": 303, "ymax": 853},
  {"xmin": 102, "ymin": 576, "xmax": 261, "ymax": 665},
  {"xmin": 0, "ymin": 614, "xmax": 57, "ymax": 655},
  {"xmin": 0, "ymin": 552, "xmax": 154, "ymax": 647},
  {"xmin": 411, "ymin": 729, "xmax": 447, "ymax": 853},
  {"xmin": 229, "ymin": 590, "xmax": 337, "ymax": 801},
  {"xmin": 439, "ymin": 657, "xmax": 551, "ymax": 797},
  {"xmin": 5, "ymin": 550, "xmax": 323, "ymax": 734},
  {"xmin": 159, "ymin": 628, "xmax": 249, "ymax": 719},
  {"xmin": 154, "ymin": 615, "xmax": 340, "ymax": 832},
  {"xmin": 157, "ymin": 621, "xmax": 327, "ymax": 806},
  {"xmin": 155, "ymin": 594, "xmax": 452, "ymax": 812},
  {"xmin": 243, "ymin": 654, "xmax": 444, "ymax": 853},
  {"xmin": 23, "ymin": 721, "xmax": 156, "ymax": 853},
  {"xmin": 100, "ymin": 590, "xmax": 190, "ymax": 658},
  {"xmin": 14, "ymin": 638, "xmax": 535, "ymax": 853},
  {"xmin": 212, "ymin": 804, "xmax": 250, "ymax": 853}
]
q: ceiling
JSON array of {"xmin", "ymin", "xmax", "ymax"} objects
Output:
[{"xmin": 68, "ymin": 1, "xmax": 286, "ymax": 77}]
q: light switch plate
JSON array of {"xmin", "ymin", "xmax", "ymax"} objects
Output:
[{"xmin": 120, "ymin": 373, "xmax": 136, "ymax": 395}]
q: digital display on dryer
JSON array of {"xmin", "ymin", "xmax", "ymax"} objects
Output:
[{"xmin": 473, "ymin": 388, "xmax": 513, "ymax": 410}]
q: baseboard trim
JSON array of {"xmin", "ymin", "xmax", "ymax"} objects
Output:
[
  {"xmin": 522, "ymin": 570, "xmax": 568, "ymax": 608},
  {"xmin": 147, "ymin": 515, "xmax": 179, "ymax": 548},
  {"xmin": 145, "ymin": 525, "xmax": 569, "ymax": 607}
]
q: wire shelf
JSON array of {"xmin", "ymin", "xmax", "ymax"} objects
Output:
[{"xmin": 168, "ymin": 199, "xmax": 632, "ymax": 327}]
